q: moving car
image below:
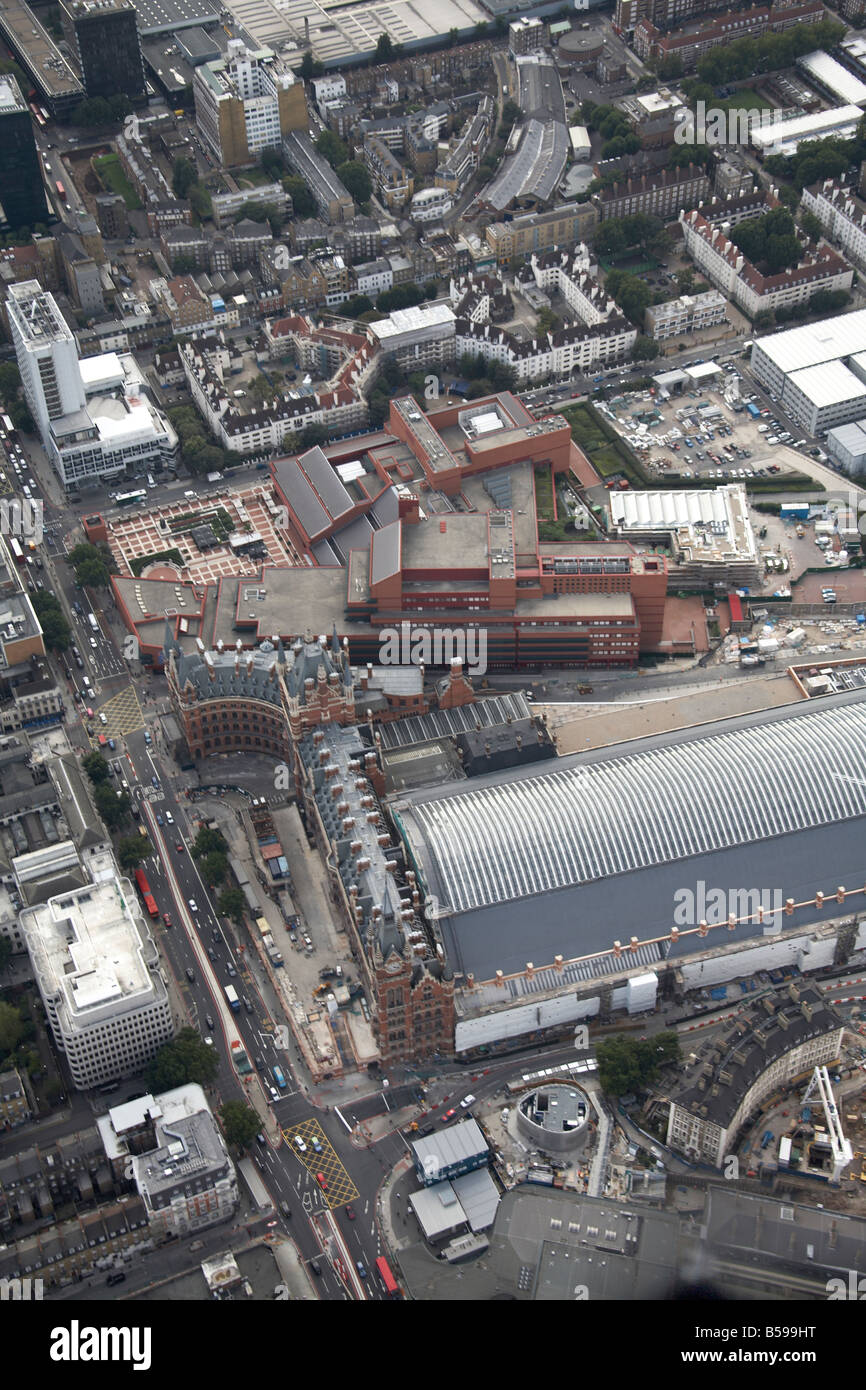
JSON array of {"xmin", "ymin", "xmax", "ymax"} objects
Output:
[{"xmin": 441, "ymin": 1108, "xmax": 457, "ymax": 1124}]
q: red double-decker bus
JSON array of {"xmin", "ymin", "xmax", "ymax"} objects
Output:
[
  {"xmin": 374, "ymin": 1256, "xmax": 399, "ymax": 1298},
  {"xmin": 134, "ymin": 868, "xmax": 158, "ymax": 917}
]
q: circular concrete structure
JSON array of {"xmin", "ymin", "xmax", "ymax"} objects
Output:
[
  {"xmin": 557, "ymin": 31, "xmax": 603, "ymax": 66},
  {"xmin": 516, "ymin": 1084, "xmax": 591, "ymax": 1155}
]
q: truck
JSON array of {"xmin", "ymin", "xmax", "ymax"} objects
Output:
[
  {"xmin": 238, "ymin": 1157, "xmax": 273, "ymax": 1213},
  {"xmin": 88, "ymin": 612, "xmax": 99, "ymax": 632},
  {"xmin": 230, "ymin": 1039, "xmax": 252, "ymax": 1075},
  {"xmin": 761, "ymin": 1129, "xmax": 774, "ymax": 1149},
  {"xmin": 746, "ymin": 402, "xmax": 760, "ymax": 418},
  {"xmin": 225, "ymin": 984, "xmax": 240, "ymax": 1013}
]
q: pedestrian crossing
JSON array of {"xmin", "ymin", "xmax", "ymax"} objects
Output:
[{"xmin": 97, "ymin": 684, "xmax": 144, "ymax": 739}]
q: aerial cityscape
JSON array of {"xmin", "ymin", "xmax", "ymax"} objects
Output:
[{"xmin": 1, "ymin": 0, "xmax": 866, "ymax": 1330}]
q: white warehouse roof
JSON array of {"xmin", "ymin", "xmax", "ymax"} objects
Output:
[
  {"xmin": 752, "ymin": 307, "xmax": 866, "ymax": 375},
  {"xmin": 685, "ymin": 361, "xmax": 722, "ymax": 381},
  {"xmin": 610, "ymin": 484, "xmax": 743, "ymax": 531},
  {"xmin": 827, "ymin": 419, "xmax": 866, "ymax": 458},
  {"xmin": 798, "ymin": 51, "xmax": 866, "ymax": 107},
  {"xmin": 750, "ymin": 105, "xmax": 863, "ymax": 153},
  {"xmin": 787, "ymin": 360, "xmax": 866, "ymax": 410}
]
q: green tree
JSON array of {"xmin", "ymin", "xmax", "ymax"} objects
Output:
[
  {"xmin": 299, "ymin": 52, "xmax": 324, "ymax": 80},
  {"xmin": 93, "ymin": 781, "xmax": 131, "ymax": 831},
  {"xmin": 632, "ymin": 335, "xmax": 660, "ymax": 361},
  {"xmin": 218, "ymin": 887, "xmax": 246, "ymax": 925},
  {"xmin": 300, "ymin": 422, "xmax": 330, "ymax": 448},
  {"xmin": 799, "ymin": 209, "xmax": 822, "ymax": 242},
  {"xmin": 536, "ymin": 306, "xmax": 560, "ymax": 335},
  {"xmin": 188, "ymin": 183, "xmax": 213, "ymax": 222},
  {"xmin": 596, "ymin": 1033, "xmax": 676, "ymax": 1097},
  {"xmin": 601, "ymin": 133, "xmax": 641, "ymax": 160},
  {"xmin": 502, "ymin": 99, "xmax": 522, "ymax": 126},
  {"xmin": 75, "ymin": 554, "xmax": 110, "ymax": 588},
  {"xmin": 82, "ymin": 752, "xmax": 111, "ymax": 783},
  {"xmin": 200, "ymin": 851, "xmax": 228, "ymax": 887},
  {"xmin": 594, "ymin": 221, "xmax": 627, "ymax": 258},
  {"xmin": 337, "ymin": 160, "xmax": 372, "ymax": 205},
  {"xmin": 146, "ymin": 1026, "xmax": 219, "ymax": 1091},
  {"xmin": 260, "ymin": 147, "xmax": 285, "ymax": 179},
  {"xmin": 192, "ymin": 826, "xmax": 228, "ymax": 859},
  {"xmin": 118, "ymin": 835, "xmax": 151, "ymax": 869},
  {"xmin": 0, "ymin": 999, "xmax": 25, "ymax": 1055},
  {"xmin": 219, "ymin": 1100, "xmax": 261, "ymax": 1150},
  {"xmin": 31, "ymin": 592, "xmax": 71, "ymax": 651},
  {"xmin": 284, "ymin": 176, "xmax": 317, "ymax": 218},
  {"xmin": 316, "ymin": 129, "xmax": 347, "ymax": 168},
  {"xmin": 375, "ymin": 32, "xmax": 394, "ymax": 61},
  {"xmin": 172, "ymin": 157, "xmax": 198, "ymax": 199}
]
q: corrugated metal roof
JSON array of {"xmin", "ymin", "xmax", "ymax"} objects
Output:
[{"xmin": 402, "ymin": 699, "xmax": 866, "ymax": 915}]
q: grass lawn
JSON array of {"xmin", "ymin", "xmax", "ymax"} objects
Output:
[
  {"xmin": 720, "ymin": 90, "xmax": 772, "ymax": 113},
  {"xmin": 598, "ymin": 252, "xmax": 659, "ymax": 275},
  {"xmin": 93, "ymin": 154, "xmax": 142, "ymax": 210},
  {"xmin": 534, "ymin": 464, "xmax": 555, "ymax": 520},
  {"xmin": 235, "ymin": 166, "xmax": 273, "ymax": 189}
]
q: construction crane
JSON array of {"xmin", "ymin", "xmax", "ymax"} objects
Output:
[{"xmin": 801, "ymin": 1065, "xmax": 853, "ymax": 1183}]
